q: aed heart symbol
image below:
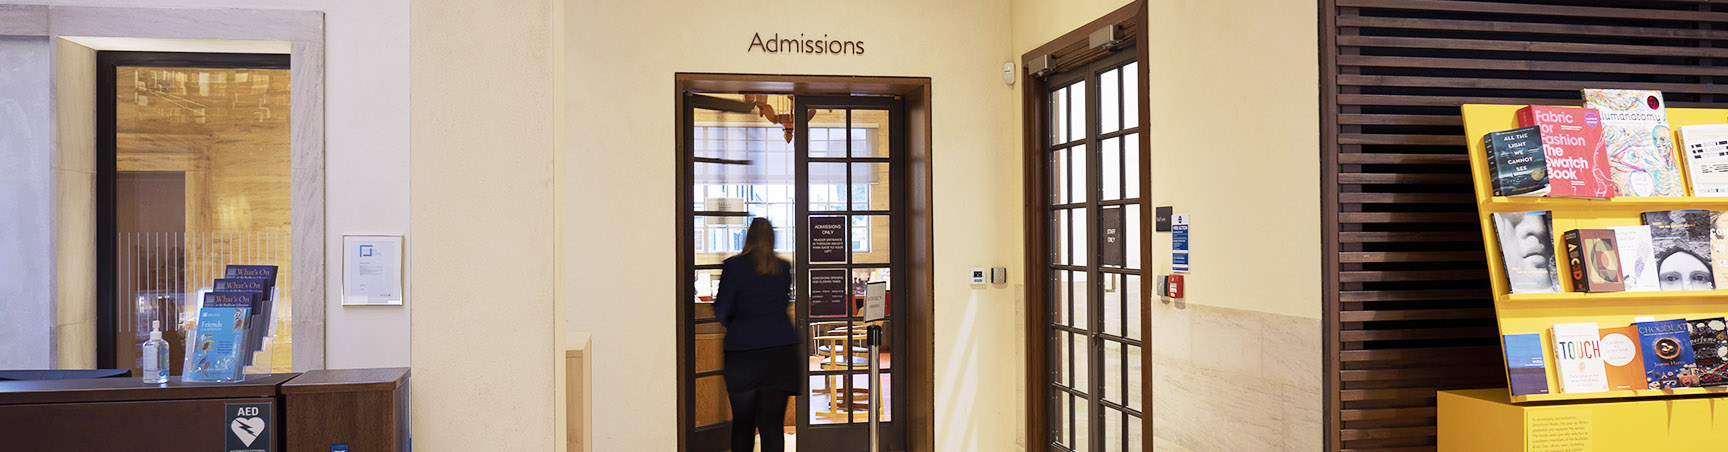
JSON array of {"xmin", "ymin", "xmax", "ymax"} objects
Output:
[{"xmin": 231, "ymin": 416, "xmax": 266, "ymax": 446}]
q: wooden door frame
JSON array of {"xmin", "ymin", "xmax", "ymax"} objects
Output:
[
  {"xmin": 1019, "ymin": 1, "xmax": 1149, "ymax": 449},
  {"xmin": 673, "ymin": 73, "xmax": 936, "ymax": 452}
]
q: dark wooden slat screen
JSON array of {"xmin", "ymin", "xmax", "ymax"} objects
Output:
[{"xmin": 1321, "ymin": 1, "xmax": 1728, "ymax": 450}]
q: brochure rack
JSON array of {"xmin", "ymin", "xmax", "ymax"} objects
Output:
[{"xmin": 1463, "ymin": 104, "xmax": 1728, "ymax": 403}]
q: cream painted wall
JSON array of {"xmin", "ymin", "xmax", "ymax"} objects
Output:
[
  {"xmin": 8, "ymin": 0, "xmax": 412, "ymax": 369},
  {"xmin": 411, "ymin": 0, "xmax": 562, "ymax": 449},
  {"xmin": 563, "ymin": 1, "xmax": 1024, "ymax": 450},
  {"xmin": 1140, "ymin": 0, "xmax": 1320, "ymax": 319}
]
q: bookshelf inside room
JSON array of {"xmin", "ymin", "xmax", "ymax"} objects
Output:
[{"xmin": 1464, "ymin": 104, "xmax": 1728, "ymax": 403}]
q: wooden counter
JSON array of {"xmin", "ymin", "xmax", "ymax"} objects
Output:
[{"xmin": 0, "ymin": 374, "xmax": 297, "ymax": 451}]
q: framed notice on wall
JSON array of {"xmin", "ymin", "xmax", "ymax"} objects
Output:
[{"xmin": 342, "ymin": 234, "xmax": 405, "ymax": 306}]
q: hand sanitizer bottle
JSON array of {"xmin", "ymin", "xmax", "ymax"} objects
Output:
[{"xmin": 142, "ymin": 320, "xmax": 169, "ymax": 384}]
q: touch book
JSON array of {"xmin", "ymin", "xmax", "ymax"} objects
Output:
[
  {"xmin": 1552, "ymin": 322, "xmax": 1610, "ymax": 393},
  {"xmin": 1582, "ymin": 89, "xmax": 1684, "ymax": 197},
  {"xmin": 1516, "ymin": 105, "xmax": 1611, "ymax": 198}
]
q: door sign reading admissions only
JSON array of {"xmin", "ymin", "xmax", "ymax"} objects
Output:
[
  {"xmin": 1171, "ymin": 214, "xmax": 1190, "ymax": 273},
  {"xmin": 224, "ymin": 402, "xmax": 272, "ymax": 452}
]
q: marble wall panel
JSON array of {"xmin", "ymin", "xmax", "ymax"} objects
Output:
[
  {"xmin": 1152, "ymin": 302, "xmax": 1321, "ymax": 451},
  {"xmin": 0, "ymin": 36, "xmax": 53, "ymax": 368}
]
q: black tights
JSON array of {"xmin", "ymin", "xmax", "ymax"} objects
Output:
[{"xmin": 728, "ymin": 388, "xmax": 789, "ymax": 452}]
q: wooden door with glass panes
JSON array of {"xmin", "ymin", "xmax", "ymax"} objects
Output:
[
  {"xmin": 1042, "ymin": 48, "xmax": 1144, "ymax": 452},
  {"xmin": 678, "ymin": 93, "xmax": 907, "ymax": 452}
]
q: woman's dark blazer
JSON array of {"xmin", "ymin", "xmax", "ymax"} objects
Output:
[{"xmin": 714, "ymin": 254, "xmax": 799, "ymax": 351}]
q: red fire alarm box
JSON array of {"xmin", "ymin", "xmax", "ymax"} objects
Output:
[{"xmin": 1166, "ymin": 274, "xmax": 1184, "ymax": 299}]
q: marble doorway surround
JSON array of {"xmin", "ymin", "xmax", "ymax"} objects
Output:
[{"xmin": 0, "ymin": 5, "xmax": 326, "ymax": 371}]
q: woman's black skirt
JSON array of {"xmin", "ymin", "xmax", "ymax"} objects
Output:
[{"xmin": 723, "ymin": 344, "xmax": 801, "ymax": 395}]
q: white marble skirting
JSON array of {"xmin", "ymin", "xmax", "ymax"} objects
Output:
[{"xmin": 1150, "ymin": 302, "xmax": 1322, "ymax": 452}]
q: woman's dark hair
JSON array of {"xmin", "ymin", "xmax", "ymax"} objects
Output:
[{"xmin": 740, "ymin": 218, "xmax": 785, "ymax": 275}]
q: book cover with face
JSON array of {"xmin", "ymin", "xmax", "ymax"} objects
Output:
[
  {"xmin": 1642, "ymin": 210, "xmax": 1715, "ymax": 291},
  {"xmin": 1493, "ymin": 211, "xmax": 1561, "ymax": 294}
]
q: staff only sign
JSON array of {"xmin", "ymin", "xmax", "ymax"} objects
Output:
[{"xmin": 748, "ymin": 32, "xmax": 865, "ymax": 55}]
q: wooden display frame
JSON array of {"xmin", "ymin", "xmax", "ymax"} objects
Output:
[{"xmin": 1464, "ymin": 104, "xmax": 1728, "ymax": 403}]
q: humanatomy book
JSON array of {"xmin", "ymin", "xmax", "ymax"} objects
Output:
[
  {"xmin": 1491, "ymin": 211, "xmax": 1562, "ymax": 294},
  {"xmin": 1551, "ymin": 322, "xmax": 1610, "ymax": 393},
  {"xmin": 1678, "ymin": 124, "xmax": 1728, "ymax": 196},
  {"xmin": 1611, "ymin": 225, "xmax": 1659, "ymax": 292},
  {"xmin": 1517, "ymin": 105, "xmax": 1610, "ymax": 198},
  {"xmin": 1582, "ymin": 89, "xmax": 1683, "ymax": 197}
]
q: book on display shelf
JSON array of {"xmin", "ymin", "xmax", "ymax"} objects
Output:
[
  {"xmin": 1599, "ymin": 325, "xmax": 1646, "ymax": 392},
  {"xmin": 222, "ymin": 264, "xmax": 278, "ymax": 367},
  {"xmin": 1611, "ymin": 225, "xmax": 1660, "ymax": 292},
  {"xmin": 182, "ymin": 291, "xmax": 254, "ymax": 382},
  {"xmin": 1689, "ymin": 318, "xmax": 1728, "ymax": 387},
  {"xmin": 1503, "ymin": 333, "xmax": 1550, "ymax": 397},
  {"xmin": 1678, "ymin": 124, "xmax": 1728, "ymax": 197},
  {"xmin": 1516, "ymin": 105, "xmax": 1610, "ymax": 198},
  {"xmin": 1635, "ymin": 318, "xmax": 1697, "ymax": 389},
  {"xmin": 1582, "ymin": 89, "xmax": 1684, "ymax": 197},
  {"xmin": 1551, "ymin": 322, "xmax": 1610, "ymax": 394},
  {"xmin": 1492, "ymin": 211, "xmax": 1562, "ymax": 294},
  {"xmin": 1562, "ymin": 229, "xmax": 1624, "ymax": 293},
  {"xmin": 1641, "ymin": 210, "xmax": 1715, "ymax": 291},
  {"xmin": 1481, "ymin": 126, "xmax": 1551, "ymax": 197}
]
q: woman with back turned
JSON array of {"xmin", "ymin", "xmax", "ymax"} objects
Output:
[{"xmin": 715, "ymin": 218, "xmax": 800, "ymax": 452}]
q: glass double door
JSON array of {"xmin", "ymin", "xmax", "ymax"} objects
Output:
[
  {"xmin": 682, "ymin": 93, "xmax": 906, "ymax": 452},
  {"xmin": 1043, "ymin": 50, "xmax": 1144, "ymax": 452}
]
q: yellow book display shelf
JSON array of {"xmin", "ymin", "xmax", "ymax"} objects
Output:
[
  {"xmin": 1464, "ymin": 104, "xmax": 1728, "ymax": 403},
  {"xmin": 1437, "ymin": 388, "xmax": 1728, "ymax": 451}
]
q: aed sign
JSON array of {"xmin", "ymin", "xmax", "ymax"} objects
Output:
[
  {"xmin": 224, "ymin": 402, "xmax": 272, "ymax": 452},
  {"xmin": 748, "ymin": 32, "xmax": 866, "ymax": 55}
]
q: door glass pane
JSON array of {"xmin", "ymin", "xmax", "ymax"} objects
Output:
[
  {"xmin": 1101, "ymin": 68, "xmax": 1120, "ymax": 133},
  {"xmin": 1126, "ymin": 275, "xmax": 1142, "ymax": 341},
  {"xmin": 1058, "ymin": 209, "xmax": 1071, "ymax": 265},
  {"xmin": 1070, "ymin": 270, "xmax": 1089, "ymax": 329},
  {"xmin": 1070, "ymin": 144, "xmax": 1088, "ymax": 203},
  {"xmin": 114, "ymin": 65, "xmax": 293, "ymax": 376},
  {"xmin": 1128, "ymin": 412, "xmax": 1143, "ymax": 451},
  {"xmin": 809, "ymin": 163, "xmax": 848, "ymax": 212},
  {"xmin": 851, "ymin": 162, "xmax": 890, "ymax": 211},
  {"xmin": 1103, "ymin": 339, "xmax": 1124, "ymax": 405},
  {"xmin": 695, "ymin": 375, "xmax": 732, "ymax": 428},
  {"xmin": 1104, "ymin": 408, "xmax": 1124, "ymax": 452},
  {"xmin": 1072, "ymin": 207, "xmax": 1089, "ymax": 266},
  {"xmin": 1075, "ymin": 399, "xmax": 1091, "ymax": 452},
  {"xmin": 1127, "ymin": 344, "xmax": 1143, "ymax": 411},
  {"xmin": 1125, "ymin": 205, "xmax": 1141, "ymax": 270},
  {"xmin": 851, "ymin": 215, "xmax": 890, "ymax": 263},
  {"xmin": 1101, "ymin": 137, "xmax": 1121, "ymax": 201},
  {"xmin": 1058, "ymin": 393, "xmax": 1073, "ymax": 447},
  {"xmin": 1123, "ymin": 62, "xmax": 1139, "ymax": 129},
  {"xmin": 808, "ymin": 109, "xmax": 847, "ymax": 157},
  {"xmin": 1069, "ymin": 81, "xmax": 1086, "ymax": 143},
  {"xmin": 851, "ymin": 109, "xmax": 891, "ymax": 158},
  {"xmin": 1052, "ymin": 87, "xmax": 1068, "ymax": 145},
  {"xmin": 1054, "ymin": 269, "xmax": 1069, "ymax": 326},
  {"xmin": 1052, "ymin": 149, "xmax": 1068, "ymax": 204},
  {"xmin": 1073, "ymin": 332, "xmax": 1089, "ymax": 391},
  {"xmin": 1102, "ymin": 273, "xmax": 1123, "ymax": 337},
  {"xmin": 1124, "ymin": 133, "xmax": 1139, "ymax": 199},
  {"xmin": 1055, "ymin": 329, "xmax": 1070, "ymax": 387}
]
